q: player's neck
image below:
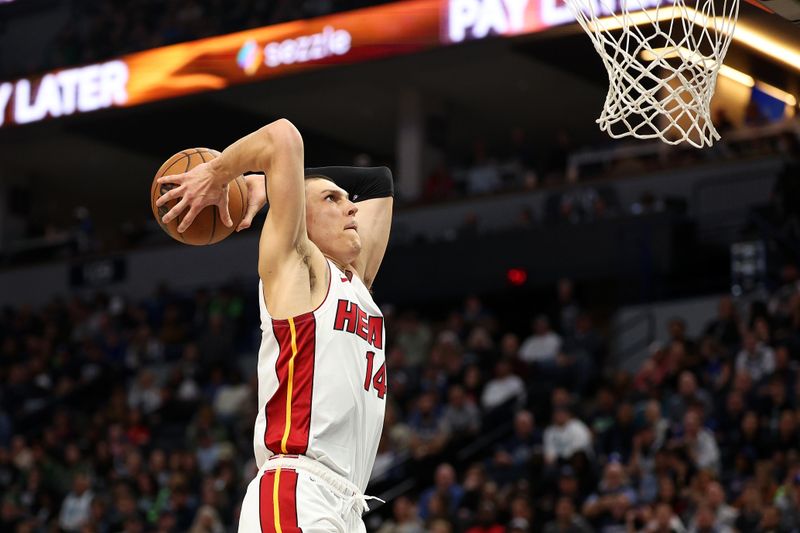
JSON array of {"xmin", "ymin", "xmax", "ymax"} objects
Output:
[{"xmin": 324, "ymin": 254, "xmax": 354, "ymax": 275}]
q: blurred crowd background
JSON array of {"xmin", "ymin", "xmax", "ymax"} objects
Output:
[
  {"xmin": 4, "ymin": 123, "xmax": 799, "ymax": 267},
  {"xmin": 2, "ymin": 269, "xmax": 800, "ymax": 532}
]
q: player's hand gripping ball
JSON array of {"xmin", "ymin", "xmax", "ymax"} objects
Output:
[{"xmin": 150, "ymin": 148, "xmax": 246, "ymax": 245}]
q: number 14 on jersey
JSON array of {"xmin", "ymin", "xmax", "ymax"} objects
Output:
[{"xmin": 363, "ymin": 351, "xmax": 386, "ymax": 399}]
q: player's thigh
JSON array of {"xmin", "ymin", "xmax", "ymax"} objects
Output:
[{"xmin": 237, "ymin": 469, "xmax": 347, "ymax": 533}]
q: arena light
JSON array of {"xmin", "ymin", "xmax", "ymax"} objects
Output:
[
  {"xmin": 596, "ymin": 7, "xmax": 800, "ymax": 73},
  {"xmin": 755, "ymin": 81, "xmax": 798, "ymax": 107},
  {"xmin": 506, "ymin": 268, "xmax": 528, "ymax": 285},
  {"xmin": 588, "ymin": 6, "xmax": 684, "ymax": 32},
  {"xmin": 732, "ymin": 21, "xmax": 800, "ymax": 72},
  {"xmin": 639, "ymin": 47, "xmax": 754, "ymax": 87},
  {"xmin": 639, "ymin": 46, "xmax": 720, "ymax": 69},
  {"xmin": 719, "ymin": 64, "xmax": 755, "ymax": 87},
  {"xmin": 640, "ymin": 47, "xmax": 796, "ymax": 106}
]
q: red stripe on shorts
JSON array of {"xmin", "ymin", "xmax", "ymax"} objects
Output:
[{"xmin": 259, "ymin": 468, "xmax": 301, "ymax": 532}]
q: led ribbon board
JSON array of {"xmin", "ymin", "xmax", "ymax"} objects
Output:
[{"xmin": 0, "ymin": 0, "xmax": 679, "ymax": 128}]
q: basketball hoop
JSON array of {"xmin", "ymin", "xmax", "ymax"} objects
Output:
[{"xmin": 564, "ymin": 0, "xmax": 740, "ymax": 148}]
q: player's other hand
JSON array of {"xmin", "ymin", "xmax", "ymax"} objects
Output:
[
  {"xmin": 237, "ymin": 174, "xmax": 268, "ymax": 232},
  {"xmin": 155, "ymin": 160, "xmax": 233, "ymax": 233}
]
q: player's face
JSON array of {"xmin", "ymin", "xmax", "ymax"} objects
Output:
[{"xmin": 305, "ymin": 178, "xmax": 361, "ymax": 263}]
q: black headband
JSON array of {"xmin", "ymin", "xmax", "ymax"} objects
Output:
[{"xmin": 304, "ymin": 166, "xmax": 394, "ymax": 202}]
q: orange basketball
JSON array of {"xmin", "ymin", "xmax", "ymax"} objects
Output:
[{"xmin": 150, "ymin": 148, "xmax": 247, "ymax": 245}]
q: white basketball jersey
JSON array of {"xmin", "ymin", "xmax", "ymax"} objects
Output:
[{"xmin": 253, "ymin": 258, "xmax": 387, "ymax": 492}]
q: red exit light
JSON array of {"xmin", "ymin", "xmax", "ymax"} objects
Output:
[{"xmin": 507, "ymin": 268, "xmax": 528, "ymax": 286}]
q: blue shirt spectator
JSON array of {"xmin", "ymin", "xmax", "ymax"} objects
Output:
[{"xmin": 418, "ymin": 463, "xmax": 465, "ymax": 521}]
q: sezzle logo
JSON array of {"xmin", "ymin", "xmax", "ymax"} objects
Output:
[
  {"xmin": 264, "ymin": 26, "xmax": 352, "ymax": 68},
  {"xmin": 236, "ymin": 39, "xmax": 262, "ymax": 75}
]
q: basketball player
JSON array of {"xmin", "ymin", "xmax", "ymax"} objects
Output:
[{"xmin": 155, "ymin": 119, "xmax": 393, "ymax": 532}]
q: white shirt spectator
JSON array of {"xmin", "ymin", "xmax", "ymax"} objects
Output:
[
  {"xmin": 177, "ymin": 376, "xmax": 200, "ymax": 402},
  {"xmin": 189, "ymin": 505, "xmax": 226, "ymax": 533},
  {"xmin": 466, "ymin": 161, "xmax": 502, "ymax": 194},
  {"xmin": 442, "ymin": 399, "xmax": 481, "ymax": 435},
  {"xmin": 735, "ymin": 342, "xmax": 775, "ymax": 382},
  {"xmin": 544, "ymin": 413, "xmax": 592, "ymax": 463},
  {"xmin": 214, "ymin": 382, "xmax": 250, "ymax": 418},
  {"xmin": 128, "ymin": 369, "xmax": 162, "ymax": 414},
  {"xmin": 687, "ymin": 516, "xmax": 734, "ymax": 533},
  {"xmin": 681, "ymin": 410, "xmax": 721, "ymax": 474},
  {"xmin": 520, "ymin": 331, "xmax": 562, "ymax": 364},
  {"xmin": 645, "ymin": 515, "xmax": 687, "ymax": 533},
  {"xmin": 59, "ymin": 487, "xmax": 93, "ymax": 531},
  {"xmin": 689, "ymin": 427, "xmax": 721, "ymax": 473},
  {"xmin": 715, "ymin": 505, "xmax": 739, "ymax": 530},
  {"xmin": 481, "ymin": 374, "xmax": 526, "ymax": 411},
  {"xmin": 688, "ymin": 523, "xmax": 732, "ymax": 533},
  {"xmin": 395, "ymin": 316, "xmax": 432, "ymax": 367}
]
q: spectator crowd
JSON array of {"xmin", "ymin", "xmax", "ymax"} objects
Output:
[
  {"xmin": 2, "ymin": 263, "xmax": 800, "ymax": 532},
  {"xmin": 7, "ymin": 122, "xmax": 799, "ymax": 267}
]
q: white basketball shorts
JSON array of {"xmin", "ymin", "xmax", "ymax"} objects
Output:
[{"xmin": 238, "ymin": 455, "xmax": 369, "ymax": 533}]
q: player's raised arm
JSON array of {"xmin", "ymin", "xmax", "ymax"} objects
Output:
[
  {"xmin": 156, "ymin": 119, "xmax": 306, "ymax": 267},
  {"xmin": 215, "ymin": 120, "xmax": 306, "ymax": 263},
  {"xmin": 304, "ymin": 166, "xmax": 394, "ymax": 288}
]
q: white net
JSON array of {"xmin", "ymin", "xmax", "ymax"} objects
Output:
[{"xmin": 564, "ymin": 0, "xmax": 740, "ymax": 147}]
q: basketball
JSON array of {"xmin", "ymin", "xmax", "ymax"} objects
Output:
[{"xmin": 150, "ymin": 148, "xmax": 247, "ymax": 245}]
